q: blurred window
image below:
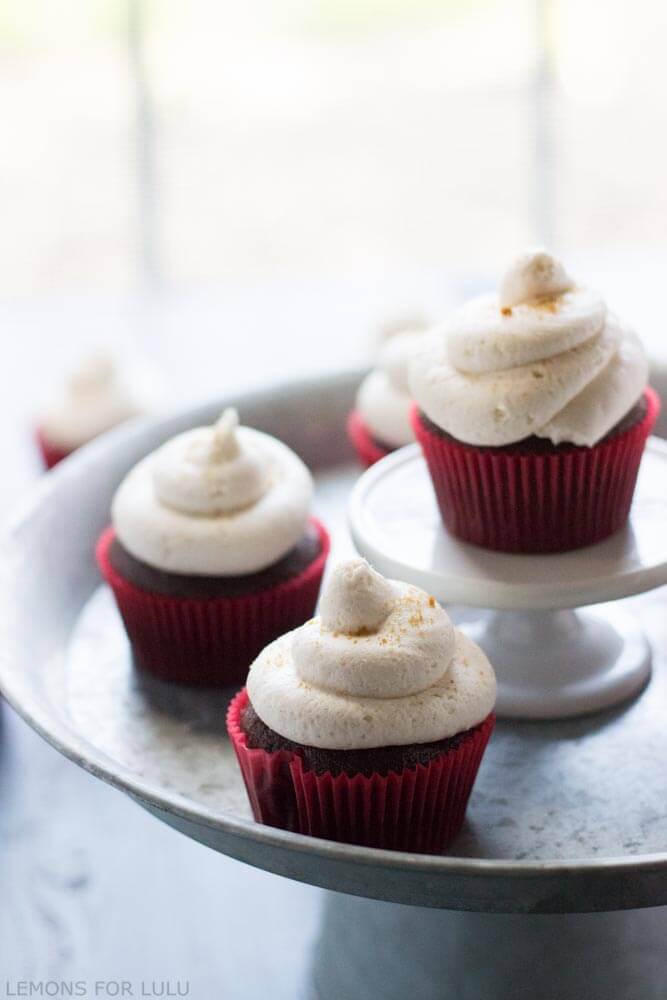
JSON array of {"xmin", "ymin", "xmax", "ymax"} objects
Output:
[{"xmin": 1, "ymin": 0, "xmax": 665, "ymax": 297}]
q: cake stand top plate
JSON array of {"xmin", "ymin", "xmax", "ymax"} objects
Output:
[
  {"xmin": 2, "ymin": 371, "xmax": 667, "ymax": 915},
  {"xmin": 349, "ymin": 441, "xmax": 667, "ymax": 611}
]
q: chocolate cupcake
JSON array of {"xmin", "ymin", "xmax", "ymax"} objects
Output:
[
  {"xmin": 410, "ymin": 250, "xmax": 660, "ymax": 553},
  {"xmin": 348, "ymin": 324, "xmax": 428, "ymax": 467},
  {"xmin": 227, "ymin": 559, "xmax": 496, "ymax": 852},
  {"xmin": 97, "ymin": 409, "xmax": 330, "ymax": 685},
  {"xmin": 35, "ymin": 348, "xmax": 160, "ymax": 469}
]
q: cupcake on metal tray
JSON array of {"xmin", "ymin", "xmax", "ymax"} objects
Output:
[
  {"xmin": 348, "ymin": 319, "xmax": 429, "ymax": 466},
  {"xmin": 228, "ymin": 558, "xmax": 496, "ymax": 852},
  {"xmin": 35, "ymin": 348, "xmax": 161, "ymax": 469},
  {"xmin": 97, "ymin": 409, "xmax": 330, "ymax": 685}
]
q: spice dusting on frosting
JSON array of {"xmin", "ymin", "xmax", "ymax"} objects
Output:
[
  {"xmin": 498, "ymin": 249, "xmax": 573, "ymax": 309},
  {"xmin": 246, "ymin": 559, "xmax": 496, "ymax": 749},
  {"xmin": 410, "ymin": 249, "xmax": 648, "ymax": 447}
]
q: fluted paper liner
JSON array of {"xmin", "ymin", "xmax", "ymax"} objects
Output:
[
  {"xmin": 412, "ymin": 387, "xmax": 660, "ymax": 554},
  {"xmin": 36, "ymin": 428, "xmax": 73, "ymax": 470},
  {"xmin": 97, "ymin": 518, "xmax": 330, "ymax": 686},
  {"xmin": 227, "ymin": 688, "xmax": 495, "ymax": 853},
  {"xmin": 347, "ymin": 409, "xmax": 392, "ymax": 468}
]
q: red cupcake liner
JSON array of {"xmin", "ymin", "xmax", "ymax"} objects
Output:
[
  {"xmin": 347, "ymin": 410, "xmax": 392, "ymax": 468},
  {"xmin": 411, "ymin": 387, "xmax": 660, "ymax": 554},
  {"xmin": 97, "ymin": 518, "xmax": 330, "ymax": 686},
  {"xmin": 227, "ymin": 688, "xmax": 495, "ymax": 853},
  {"xmin": 35, "ymin": 428, "xmax": 74, "ymax": 470}
]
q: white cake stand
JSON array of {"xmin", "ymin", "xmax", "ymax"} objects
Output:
[{"xmin": 348, "ymin": 439, "xmax": 667, "ymax": 719}]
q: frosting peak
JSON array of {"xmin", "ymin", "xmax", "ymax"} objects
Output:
[
  {"xmin": 319, "ymin": 559, "xmax": 395, "ymax": 635},
  {"xmin": 153, "ymin": 410, "xmax": 268, "ymax": 516},
  {"xmin": 210, "ymin": 408, "xmax": 242, "ymax": 461},
  {"xmin": 499, "ymin": 249, "xmax": 574, "ymax": 308},
  {"xmin": 68, "ymin": 350, "xmax": 117, "ymax": 393}
]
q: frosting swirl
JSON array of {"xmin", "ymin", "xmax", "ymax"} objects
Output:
[
  {"xmin": 410, "ymin": 250, "xmax": 648, "ymax": 447},
  {"xmin": 38, "ymin": 349, "xmax": 158, "ymax": 450},
  {"xmin": 112, "ymin": 409, "xmax": 313, "ymax": 575},
  {"xmin": 247, "ymin": 559, "xmax": 496, "ymax": 749},
  {"xmin": 153, "ymin": 409, "xmax": 269, "ymax": 515},
  {"xmin": 356, "ymin": 328, "xmax": 428, "ymax": 448}
]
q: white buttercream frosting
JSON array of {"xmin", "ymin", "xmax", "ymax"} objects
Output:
[
  {"xmin": 356, "ymin": 329, "xmax": 428, "ymax": 447},
  {"xmin": 38, "ymin": 349, "xmax": 159, "ymax": 450},
  {"xmin": 112, "ymin": 409, "xmax": 314, "ymax": 575},
  {"xmin": 378, "ymin": 313, "xmax": 429, "ymax": 342},
  {"xmin": 153, "ymin": 409, "xmax": 269, "ymax": 516},
  {"xmin": 247, "ymin": 559, "xmax": 496, "ymax": 749},
  {"xmin": 499, "ymin": 249, "xmax": 574, "ymax": 309},
  {"xmin": 318, "ymin": 558, "xmax": 396, "ymax": 635},
  {"xmin": 410, "ymin": 250, "xmax": 648, "ymax": 447}
]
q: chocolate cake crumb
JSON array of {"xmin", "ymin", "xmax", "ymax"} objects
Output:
[{"xmin": 241, "ymin": 702, "xmax": 485, "ymax": 777}]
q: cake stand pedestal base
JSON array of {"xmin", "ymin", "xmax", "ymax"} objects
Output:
[
  {"xmin": 309, "ymin": 893, "xmax": 667, "ymax": 1000},
  {"xmin": 455, "ymin": 605, "xmax": 651, "ymax": 719},
  {"xmin": 348, "ymin": 440, "xmax": 667, "ymax": 719}
]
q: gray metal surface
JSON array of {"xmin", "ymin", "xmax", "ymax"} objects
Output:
[{"xmin": 1, "ymin": 370, "xmax": 667, "ymax": 914}]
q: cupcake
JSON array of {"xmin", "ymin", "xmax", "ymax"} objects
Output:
[
  {"xmin": 35, "ymin": 348, "xmax": 160, "ymax": 469},
  {"xmin": 97, "ymin": 409, "xmax": 330, "ymax": 686},
  {"xmin": 348, "ymin": 322, "xmax": 428, "ymax": 467},
  {"xmin": 228, "ymin": 558, "xmax": 496, "ymax": 852},
  {"xmin": 410, "ymin": 250, "xmax": 660, "ymax": 553}
]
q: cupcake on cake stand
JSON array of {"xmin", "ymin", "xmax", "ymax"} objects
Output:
[{"xmin": 357, "ymin": 250, "xmax": 665, "ymax": 719}]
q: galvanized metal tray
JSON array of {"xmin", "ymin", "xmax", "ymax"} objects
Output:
[{"xmin": 1, "ymin": 370, "xmax": 667, "ymax": 914}]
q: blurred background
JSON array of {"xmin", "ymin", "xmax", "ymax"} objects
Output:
[
  {"xmin": 3, "ymin": 0, "xmax": 667, "ymax": 297},
  {"xmin": 3, "ymin": 0, "xmax": 667, "ymax": 438}
]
